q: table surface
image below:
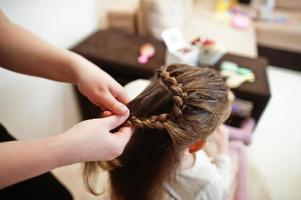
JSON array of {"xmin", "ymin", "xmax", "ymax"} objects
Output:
[
  {"xmin": 214, "ymin": 54, "xmax": 270, "ymax": 97},
  {"xmin": 72, "ymin": 29, "xmax": 270, "ymax": 122},
  {"xmin": 72, "ymin": 29, "xmax": 166, "ymax": 78},
  {"xmin": 73, "ymin": 29, "xmax": 269, "ymax": 95}
]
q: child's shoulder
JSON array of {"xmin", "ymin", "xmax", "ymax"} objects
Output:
[
  {"xmin": 194, "ymin": 150, "xmax": 213, "ymax": 169},
  {"xmin": 179, "ymin": 150, "xmax": 224, "ymax": 181}
]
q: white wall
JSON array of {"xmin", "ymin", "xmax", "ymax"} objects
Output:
[{"xmin": 0, "ymin": 0, "xmax": 102, "ymax": 139}]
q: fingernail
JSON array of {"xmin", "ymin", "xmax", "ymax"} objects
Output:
[{"xmin": 118, "ymin": 104, "xmax": 128, "ymax": 113}]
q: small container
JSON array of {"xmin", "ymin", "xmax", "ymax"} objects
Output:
[{"xmin": 161, "ymin": 28, "xmax": 200, "ymax": 66}]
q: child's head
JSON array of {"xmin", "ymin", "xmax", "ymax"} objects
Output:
[{"xmin": 84, "ymin": 64, "xmax": 230, "ymax": 199}]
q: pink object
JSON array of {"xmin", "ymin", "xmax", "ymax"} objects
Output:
[
  {"xmin": 138, "ymin": 55, "xmax": 149, "ymax": 64},
  {"xmin": 229, "ymin": 141, "xmax": 248, "ymax": 200},
  {"xmin": 137, "ymin": 43, "xmax": 155, "ymax": 64},
  {"xmin": 191, "ymin": 37, "xmax": 215, "ymax": 48},
  {"xmin": 203, "ymin": 39, "xmax": 215, "ymax": 47},
  {"xmin": 223, "ymin": 118, "xmax": 254, "ymax": 200},
  {"xmin": 227, "ymin": 118, "xmax": 255, "ymax": 145},
  {"xmin": 232, "ymin": 14, "xmax": 251, "ymax": 30}
]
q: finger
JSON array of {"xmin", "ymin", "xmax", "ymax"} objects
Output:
[
  {"xmin": 116, "ymin": 90, "xmax": 130, "ymax": 104},
  {"xmin": 78, "ymin": 85, "xmax": 102, "ymax": 108},
  {"xmin": 102, "ymin": 110, "xmax": 130, "ymax": 130},
  {"xmin": 110, "ymin": 85, "xmax": 130, "ymax": 105},
  {"xmin": 112, "ymin": 126, "xmax": 134, "ymax": 147},
  {"xmin": 99, "ymin": 93, "xmax": 129, "ymax": 115},
  {"xmin": 102, "ymin": 111, "xmax": 113, "ymax": 117}
]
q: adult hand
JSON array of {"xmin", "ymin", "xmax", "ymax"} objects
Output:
[
  {"xmin": 0, "ymin": 11, "xmax": 129, "ymax": 114},
  {"xmin": 72, "ymin": 53, "xmax": 129, "ymax": 115},
  {"xmin": 63, "ymin": 110, "xmax": 133, "ymax": 162},
  {"xmin": 0, "ymin": 111, "xmax": 133, "ymax": 188}
]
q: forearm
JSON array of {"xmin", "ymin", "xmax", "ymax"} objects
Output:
[
  {"xmin": 0, "ymin": 133, "xmax": 79, "ymax": 188},
  {"xmin": 0, "ymin": 11, "xmax": 83, "ymax": 84}
]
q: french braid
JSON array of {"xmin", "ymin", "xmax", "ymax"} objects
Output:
[
  {"xmin": 156, "ymin": 66, "xmax": 187, "ymax": 118},
  {"xmin": 99, "ymin": 66, "xmax": 187, "ymax": 171},
  {"xmin": 124, "ymin": 66, "xmax": 188, "ymax": 130},
  {"xmin": 126, "ymin": 113, "xmax": 169, "ymax": 129}
]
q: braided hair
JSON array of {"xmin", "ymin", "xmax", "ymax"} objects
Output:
[
  {"xmin": 84, "ymin": 64, "xmax": 230, "ymax": 199},
  {"xmin": 125, "ymin": 66, "xmax": 188, "ymax": 130}
]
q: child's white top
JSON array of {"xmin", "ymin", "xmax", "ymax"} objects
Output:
[
  {"xmin": 124, "ymin": 79, "xmax": 232, "ymax": 200},
  {"xmin": 164, "ymin": 150, "xmax": 231, "ymax": 200}
]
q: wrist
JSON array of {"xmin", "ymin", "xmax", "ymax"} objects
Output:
[
  {"xmin": 67, "ymin": 51, "xmax": 100, "ymax": 85},
  {"xmin": 50, "ymin": 133, "xmax": 82, "ymax": 167},
  {"xmin": 65, "ymin": 52, "xmax": 85, "ymax": 84}
]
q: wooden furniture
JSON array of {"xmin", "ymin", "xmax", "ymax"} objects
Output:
[
  {"xmin": 213, "ymin": 54, "xmax": 270, "ymax": 125},
  {"xmin": 71, "ymin": 30, "xmax": 270, "ymax": 125}
]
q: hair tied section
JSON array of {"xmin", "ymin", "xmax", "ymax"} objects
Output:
[{"xmin": 125, "ymin": 113, "xmax": 170, "ymax": 130}]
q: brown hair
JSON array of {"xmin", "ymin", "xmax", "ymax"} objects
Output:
[{"xmin": 84, "ymin": 64, "xmax": 230, "ymax": 199}]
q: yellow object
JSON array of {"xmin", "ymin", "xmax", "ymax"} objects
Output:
[{"xmin": 216, "ymin": 0, "xmax": 238, "ymax": 13}]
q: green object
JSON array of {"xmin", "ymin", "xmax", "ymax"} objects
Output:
[
  {"xmin": 220, "ymin": 61, "xmax": 238, "ymax": 71},
  {"xmin": 237, "ymin": 67, "xmax": 252, "ymax": 75},
  {"xmin": 220, "ymin": 61, "xmax": 253, "ymax": 75}
]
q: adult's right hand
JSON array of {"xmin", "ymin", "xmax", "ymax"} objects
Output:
[{"xmin": 62, "ymin": 110, "xmax": 133, "ymax": 163}]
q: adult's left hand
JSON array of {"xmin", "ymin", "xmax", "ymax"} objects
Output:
[{"xmin": 74, "ymin": 54, "xmax": 129, "ymax": 115}]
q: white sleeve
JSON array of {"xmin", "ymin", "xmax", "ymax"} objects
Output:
[
  {"xmin": 211, "ymin": 154, "xmax": 232, "ymax": 194},
  {"xmin": 192, "ymin": 151, "xmax": 232, "ymax": 199}
]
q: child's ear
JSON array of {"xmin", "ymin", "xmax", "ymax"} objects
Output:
[{"xmin": 189, "ymin": 140, "xmax": 206, "ymax": 153}]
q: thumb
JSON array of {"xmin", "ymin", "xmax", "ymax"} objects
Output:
[
  {"xmin": 110, "ymin": 126, "xmax": 134, "ymax": 150},
  {"xmin": 100, "ymin": 93, "xmax": 128, "ymax": 115},
  {"xmin": 102, "ymin": 110, "xmax": 130, "ymax": 130}
]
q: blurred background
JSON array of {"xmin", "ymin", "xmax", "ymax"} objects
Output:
[{"xmin": 0, "ymin": 0, "xmax": 300, "ymax": 199}]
